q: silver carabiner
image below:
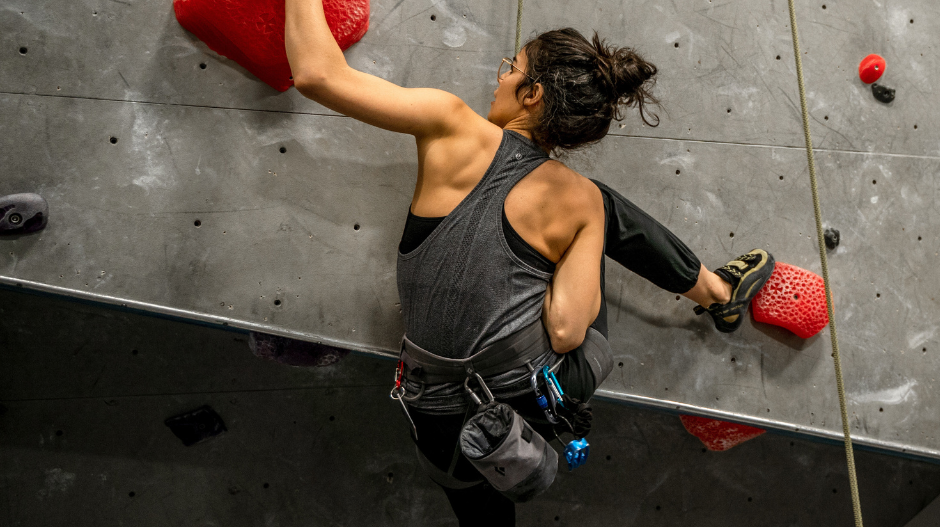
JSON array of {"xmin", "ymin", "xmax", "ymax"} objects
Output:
[{"xmin": 463, "ymin": 371, "xmax": 495, "ymax": 406}]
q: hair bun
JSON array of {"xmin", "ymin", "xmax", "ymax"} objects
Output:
[{"xmin": 591, "ymin": 33, "xmax": 659, "ymax": 126}]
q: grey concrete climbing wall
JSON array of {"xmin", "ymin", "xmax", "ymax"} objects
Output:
[{"xmin": 1, "ymin": 0, "xmax": 939, "ymax": 463}]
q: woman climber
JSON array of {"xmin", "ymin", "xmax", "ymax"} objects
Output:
[{"xmin": 285, "ymin": 1, "xmax": 774, "ymax": 524}]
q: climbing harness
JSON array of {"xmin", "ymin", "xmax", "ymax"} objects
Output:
[
  {"xmin": 787, "ymin": 2, "xmax": 863, "ymax": 525},
  {"xmin": 395, "ymin": 317, "xmax": 600, "ymax": 494}
]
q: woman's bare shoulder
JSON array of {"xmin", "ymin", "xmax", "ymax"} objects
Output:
[{"xmin": 534, "ymin": 161, "xmax": 603, "ymax": 211}]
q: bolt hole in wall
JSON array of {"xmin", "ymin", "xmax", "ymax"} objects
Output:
[
  {"xmin": 274, "ymin": 299, "xmax": 281, "ymax": 306},
  {"xmin": 194, "ymin": 219, "xmax": 201, "ymax": 227},
  {"xmin": 200, "ymin": 63, "xmax": 207, "ymax": 69},
  {"xmin": 110, "ymin": 136, "xmax": 118, "ymax": 144},
  {"xmin": 19, "ymin": 47, "xmax": 28, "ymax": 55},
  {"xmin": 353, "ymin": 223, "xmax": 360, "ymax": 231},
  {"xmin": 675, "ymin": 169, "xmax": 681, "ymax": 175},
  {"xmin": 430, "ymin": 14, "xmax": 436, "ymax": 21},
  {"xmin": 279, "ymin": 146, "xmax": 286, "ymax": 153}
]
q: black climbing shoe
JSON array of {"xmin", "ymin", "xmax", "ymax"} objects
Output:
[{"xmin": 693, "ymin": 249, "xmax": 775, "ymax": 333}]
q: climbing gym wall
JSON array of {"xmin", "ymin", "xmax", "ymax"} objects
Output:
[{"xmin": 1, "ymin": 0, "xmax": 938, "ymax": 488}]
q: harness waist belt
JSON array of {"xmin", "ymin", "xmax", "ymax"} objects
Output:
[{"xmin": 401, "ymin": 319, "xmax": 554, "ymax": 385}]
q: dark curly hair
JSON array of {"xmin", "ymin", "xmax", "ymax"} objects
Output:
[{"xmin": 516, "ymin": 28, "xmax": 660, "ymax": 154}]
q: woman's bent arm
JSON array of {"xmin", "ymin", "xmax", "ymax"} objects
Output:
[
  {"xmin": 541, "ymin": 179, "xmax": 605, "ymax": 353},
  {"xmin": 285, "ymin": 0, "xmax": 476, "ymax": 138}
]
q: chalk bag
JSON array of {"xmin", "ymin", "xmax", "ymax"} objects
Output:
[{"xmin": 459, "ymin": 373, "xmax": 558, "ymax": 503}]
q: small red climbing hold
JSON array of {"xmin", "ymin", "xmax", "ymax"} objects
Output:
[
  {"xmin": 174, "ymin": 0, "xmax": 370, "ymax": 92},
  {"xmin": 858, "ymin": 54, "xmax": 886, "ymax": 84},
  {"xmin": 680, "ymin": 415, "xmax": 766, "ymax": 452},
  {"xmin": 752, "ymin": 262, "xmax": 830, "ymax": 339}
]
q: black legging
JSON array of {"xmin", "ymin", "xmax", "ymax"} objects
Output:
[{"xmin": 410, "ymin": 181, "xmax": 703, "ymax": 525}]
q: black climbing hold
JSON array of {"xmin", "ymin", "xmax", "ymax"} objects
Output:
[
  {"xmin": 872, "ymin": 83, "xmax": 895, "ymax": 103},
  {"xmin": 824, "ymin": 228, "xmax": 840, "ymax": 250},
  {"xmin": 164, "ymin": 405, "xmax": 227, "ymax": 446},
  {"xmin": 0, "ymin": 193, "xmax": 48, "ymax": 235}
]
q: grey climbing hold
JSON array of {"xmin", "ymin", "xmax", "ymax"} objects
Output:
[
  {"xmin": 249, "ymin": 332, "xmax": 350, "ymax": 367},
  {"xmin": 165, "ymin": 405, "xmax": 227, "ymax": 446},
  {"xmin": 0, "ymin": 193, "xmax": 48, "ymax": 235},
  {"xmin": 824, "ymin": 228, "xmax": 840, "ymax": 250},
  {"xmin": 872, "ymin": 83, "xmax": 895, "ymax": 104}
]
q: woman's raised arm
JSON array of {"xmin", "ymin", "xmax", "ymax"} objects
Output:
[{"xmin": 285, "ymin": 0, "xmax": 476, "ymax": 138}]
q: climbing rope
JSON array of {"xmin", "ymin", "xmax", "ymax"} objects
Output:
[
  {"xmin": 786, "ymin": 1, "xmax": 863, "ymax": 526},
  {"xmin": 514, "ymin": 0, "xmax": 524, "ymax": 55}
]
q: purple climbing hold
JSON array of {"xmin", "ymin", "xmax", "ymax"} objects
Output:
[
  {"xmin": 0, "ymin": 193, "xmax": 48, "ymax": 235},
  {"xmin": 249, "ymin": 332, "xmax": 350, "ymax": 367}
]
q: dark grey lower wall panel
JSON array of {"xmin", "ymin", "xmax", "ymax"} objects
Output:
[
  {"xmin": 2, "ymin": 288, "xmax": 940, "ymax": 527},
  {"xmin": 2, "ymin": 93, "xmax": 939, "ymax": 457}
]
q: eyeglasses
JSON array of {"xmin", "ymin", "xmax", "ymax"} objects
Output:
[{"xmin": 498, "ymin": 57, "xmax": 538, "ymax": 83}]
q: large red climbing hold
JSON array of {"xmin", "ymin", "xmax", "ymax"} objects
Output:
[
  {"xmin": 752, "ymin": 262, "xmax": 830, "ymax": 339},
  {"xmin": 858, "ymin": 54, "xmax": 886, "ymax": 84},
  {"xmin": 173, "ymin": 0, "xmax": 370, "ymax": 92},
  {"xmin": 680, "ymin": 415, "xmax": 766, "ymax": 452}
]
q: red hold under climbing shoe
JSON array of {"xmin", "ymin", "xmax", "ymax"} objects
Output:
[{"xmin": 752, "ymin": 262, "xmax": 830, "ymax": 339}]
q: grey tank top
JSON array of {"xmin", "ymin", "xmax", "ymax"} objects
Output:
[{"xmin": 397, "ymin": 130, "xmax": 557, "ymax": 412}]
